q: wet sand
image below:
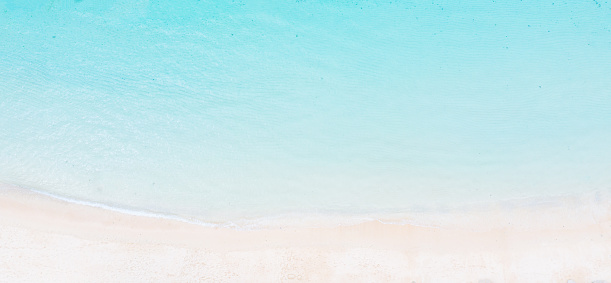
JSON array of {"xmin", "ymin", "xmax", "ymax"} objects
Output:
[{"xmin": 1, "ymin": 185, "xmax": 610, "ymax": 282}]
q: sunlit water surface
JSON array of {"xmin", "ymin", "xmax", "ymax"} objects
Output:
[{"xmin": 1, "ymin": 0, "xmax": 610, "ymax": 223}]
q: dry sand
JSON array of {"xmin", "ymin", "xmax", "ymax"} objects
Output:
[{"xmin": 1, "ymin": 184, "xmax": 610, "ymax": 282}]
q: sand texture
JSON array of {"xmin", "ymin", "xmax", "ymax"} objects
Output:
[{"xmin": 1, "ymin": 185, "xmax": 610, "ymax": 282}]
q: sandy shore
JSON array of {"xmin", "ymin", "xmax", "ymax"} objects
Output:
[{"xmin": 1, "ymin": 185, "xmax": 610, "ymax": 282}]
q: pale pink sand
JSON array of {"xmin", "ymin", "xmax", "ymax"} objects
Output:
[{"xmin": 1, "ymin": 185, "xmax": 610, "ymax": 282}]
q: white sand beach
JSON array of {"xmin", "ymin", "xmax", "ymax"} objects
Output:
[
  {"xmin": 2, "ymin": 0, "xmax": 611, "ymax": 281},
  {"xmin": 1, "ymin": 184, "xmax": 610, "ymax": 282}
]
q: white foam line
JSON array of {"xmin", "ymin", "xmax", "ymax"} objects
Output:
[
  {"xmin": 8, "ymin": 185, "xmax": 393, "ymax": 230},
  {"xmin": 19, "ymin": 186, "xmax": 224, "ymax": 228},
  {"xmin": 11, "ymin": 187, "xmax": 473, "ymax": 231},
  {"xmin": 10, "ymin": 183, "xmax": 573, "ymax": 231}
]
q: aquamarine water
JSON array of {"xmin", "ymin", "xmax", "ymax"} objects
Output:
[{"xmin": 1, "ymin": 0, "xmax": 611, "ymax": 223}]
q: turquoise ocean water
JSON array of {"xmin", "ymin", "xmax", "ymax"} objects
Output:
[{"xmin": 1, "ymin": 0, "xmax": 610, "ymax": 224}]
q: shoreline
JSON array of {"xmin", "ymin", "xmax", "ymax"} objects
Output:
[
  {"xmin": 1, "ymin": 185, "xmax": 610, "ymax": 281},
  {"xmin": 4, "ymin": 182, "xmax": 609, "ymax": 230}
]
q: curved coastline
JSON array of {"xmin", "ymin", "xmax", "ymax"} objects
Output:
[
  {"xmin": 1, "ymin": 181, "xmax": 611, "ymax": 281},
  {"xmin": 2, "ymin": 181, "xmax": 609, "ymax": 231},
  {"xmin": 2, "ymin": 182, "xmax": 430, "ymax": 230},
  {"xmin": 4, "ymin": 183, "xmax": 222, "ymax": 228}
]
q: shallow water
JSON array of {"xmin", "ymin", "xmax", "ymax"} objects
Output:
[{"xmin": 1, "ymin": 0, "xmax": 611, "ymax": 223}]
